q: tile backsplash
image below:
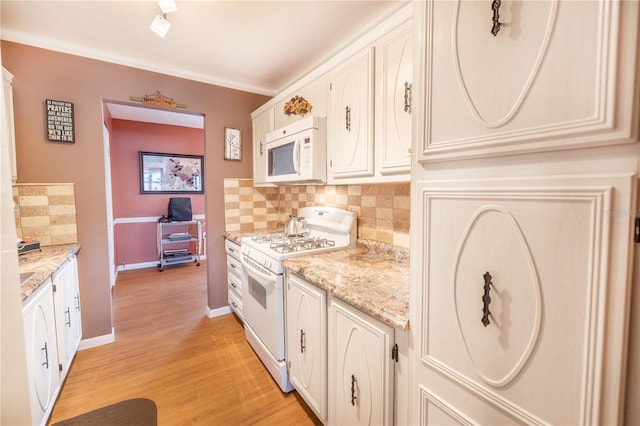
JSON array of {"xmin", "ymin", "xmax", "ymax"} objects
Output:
[
  {"xmin": 223, "ymin": 179, "xmax": 410, "ymax": 247},
  {"xmin": 13, "ymin": 183, "xmax": 78, "ymax": 246}
]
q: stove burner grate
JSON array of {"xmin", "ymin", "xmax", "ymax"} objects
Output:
[{"xmin": 269, "ymin": 237, "xmax": 336, "ymax": 253}]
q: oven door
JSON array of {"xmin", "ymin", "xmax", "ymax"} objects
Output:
[{"xmin": 240, "ymin": 254, "xmax": 285, "ymax": 361}]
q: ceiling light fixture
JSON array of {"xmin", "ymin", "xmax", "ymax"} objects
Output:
[{"xmin": 150, "ymin": 0, "xmax": 177, "ymax": 38}]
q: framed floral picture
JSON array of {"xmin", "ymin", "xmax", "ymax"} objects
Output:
[
  {"xmin": 224, "ymin": 127, "xmax": 241, "ymax": 161},
  {"xmin": 139, "ymin": 151, "xmax": 204, "ymax": 194}
]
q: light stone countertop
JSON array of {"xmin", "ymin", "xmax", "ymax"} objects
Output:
[
  {"xmin": 283, "ymin": 239, "xmax": 410, "ymax": 330},
  {"xmin": 19, "ymin": 244, "xmax": 81, "ymax": 302},
  {"xmin": 223, "ymin": 231, "xmax": 410, "ymax": 330},
  {"xmin": 223, "ymin": 228, "xmax": 281, "ymax": 246}
]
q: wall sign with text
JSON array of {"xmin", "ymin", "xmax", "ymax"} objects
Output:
[{"xmin": 46, "ymin": 99, "xmax": 75, "ymax": 143}]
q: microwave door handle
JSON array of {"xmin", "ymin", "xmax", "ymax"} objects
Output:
[{"xmin": 293, "ymin": 139, "xmax": 301, "ymax": 175}]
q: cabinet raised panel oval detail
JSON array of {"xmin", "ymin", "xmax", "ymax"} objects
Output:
[
  {"xmin": 452, "ymin": 205, "xmax": 542, "ymax": 387},
  {"xmin": 452, "ymin": 0, "xmax": 559, "ymax": 127},
  {"xmin": 342, "ymin": 326, "xmax": 373, "ymax": 422},
  {"xmin": 338, "ymin": 72, "xmax": 365, "ymax": 167}
]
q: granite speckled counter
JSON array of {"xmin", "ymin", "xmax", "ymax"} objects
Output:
[
  {"xmin": 283, "ymin": 239, "xmax": 410, "ymax": 331},
  {"xmin": 19, "ymin": 244, "xmax": 81, "ymax": 302}
]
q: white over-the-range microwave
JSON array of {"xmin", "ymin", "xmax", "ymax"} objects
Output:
[{"xmin": 265, "ymin": 116, "xmax": 326, "ymax": 184}]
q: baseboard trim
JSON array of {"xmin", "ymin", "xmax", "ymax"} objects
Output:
[
  {"xmin": 79, "ymin": 327, "xmax": 115, "ymax": 350},
  {"xmin": 207, "ymin": 305, "xmax": 231, "ymax": 318},
  {"xmin": 117, "ymin": 256, "xmax": 207, "ymax": 273}
]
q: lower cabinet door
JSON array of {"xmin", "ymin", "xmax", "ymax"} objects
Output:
[
  {"xmin": 329, "ymin": 297, "xmax": 394, "ymax": 426},
  {"xmin": 53, "ymin": 256, "xmax": 81, "ymax": 379},
  {"xmin": 412, "ymin": 173, "xmax": 635, "ymax": 425},
  {"xmin": 286, "ymin": 272, "xmax": 327, "ymax": 423},
  {"xmin": 23, "ymin": 279, "xmax": 61, "ymax": 426}
]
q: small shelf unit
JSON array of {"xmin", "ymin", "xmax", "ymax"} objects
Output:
[{"xmin": 157, "ymin": 220, "xmax": 203, "ymax": 272}]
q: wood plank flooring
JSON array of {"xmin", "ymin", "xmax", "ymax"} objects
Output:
[{"xmin": 48, "ymin": 262, "xmax": 320, "ymax": 425}]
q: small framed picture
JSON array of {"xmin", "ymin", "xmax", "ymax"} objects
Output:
[{"xmin": 224, "ymin": 127, "xmax": 241, "ymax": 161}]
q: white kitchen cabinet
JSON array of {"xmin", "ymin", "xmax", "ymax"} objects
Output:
[
  {"xmin": 52, "ymin": 255, "xmax": 81, "ymax": 379},
  {"xmin": 23, "ymin": 279, "xmax": 61, "ymax": 426},
  {"xmin": 2, "ymin": 66, "xmax": 16, "ymax": 183},
  {"xmin": 411, "ymin": 172, "xmax": 636, "ymax": 425},
  {"xmin": 225, "ymin": 239, "xmax": 243, "ymax": 319},
  {"xmin": 329, "ymin": 297, "xmax": 394, "ymax": 426},
  {"xmin": 285, "ymin": 272, "xmax": 327, "ymax": 423},
  {"xmin": 251, "ymin": 107, "xmax": 274, "ymax": 186},
  {"xmin": 417, "ymin": 0, "xmax": 640, "ymax": 162},
  {"xmin": 328, "ymin": 47, "xmax": 375, "ymax": 181},
  {"xmin": 275, "ymin": 74, "xmax": 328, "ymax": 130},
  {"xmin": 376, "ymin": 20, "xmax": 413, "ymax": 178},
  {"xmin": 328, "ymin": 17, "xmax": 413, "ymax": 184}
]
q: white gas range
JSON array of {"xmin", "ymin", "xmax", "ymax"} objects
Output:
[{"xmin": 240, "ymin": 206, "xmax": 356, "ymax": 392}]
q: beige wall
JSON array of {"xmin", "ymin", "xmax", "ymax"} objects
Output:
[{"xmin": 2, "ymin": 41, "xmax": 269, "ymax": 339}]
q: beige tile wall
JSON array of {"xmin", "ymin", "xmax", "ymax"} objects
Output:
[
  {"xmin": 13, "ymin": 183, "xmax": 78, "ymax": 246},
  {"xmin": 223, "ymin": 179, "xmax": 410, "ymax": 247},
  {"xmin": 223, "ymin": 179, "xmax": 280, "ymax": 232}
]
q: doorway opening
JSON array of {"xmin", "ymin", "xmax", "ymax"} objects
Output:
[{"xmin": 101, "ymin": 100, "xmax": 206, "ymax": 287}]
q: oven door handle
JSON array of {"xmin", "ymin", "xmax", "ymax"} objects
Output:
[{"xmin": 241, "ymin": 258, "xmax": 281, "ymax": 289}]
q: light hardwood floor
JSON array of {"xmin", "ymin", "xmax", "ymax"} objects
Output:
[{"xmin": 48, "ymin": 262, "xmax": 320, "ymax": 425}]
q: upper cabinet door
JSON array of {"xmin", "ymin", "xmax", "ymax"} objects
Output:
[
  {"xmin": 417, "ymin": 0, "xmax": 640, "ymax": 162},
  {"xmin": 252, "ymin": 107, "xmax": 274, "ymax": 186},
  {"xmin": 329, "ymin": 47, "xmax": 375, "ymax": 180},
  {"xmin": 378, "ymin": 21, "xmax": 413, "ymax": 176}
]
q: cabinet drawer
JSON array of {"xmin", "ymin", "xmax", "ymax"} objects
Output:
[
  {"xmin": 228, "ymin": 273, "xmax": 242, "ymax": 300},
  {"xmin": 224, "ymin": 239, "xmax": 241, "ymax": 260},
  {"xmin": 228, "ymin": 291, "xmax": 243, "ymax": 319},
  {"xmin": 226, "ymin": 256, "xmax": 242, "ymax": 280}
]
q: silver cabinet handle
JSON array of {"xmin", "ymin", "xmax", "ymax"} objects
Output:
[{"xmin": 300, "ymin": 329, "xmax": 306, "ymax": 353}]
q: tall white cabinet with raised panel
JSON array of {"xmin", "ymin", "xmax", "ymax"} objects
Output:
[
  {"xmin": 417, "ymin": 0, "xmax": 639, "ymax": 161},
  {"xmin": 409, "ymin": 1, "xmax": 640, "ymax": 425}
]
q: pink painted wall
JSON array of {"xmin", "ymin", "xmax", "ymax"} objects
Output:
[
  {"xmin": 110, "ymin": 119, "xmax": 205, "ymax": 266},
  {"xmin": 2, "ymin": 41, "xmax": 269, "ymax": 339}
]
